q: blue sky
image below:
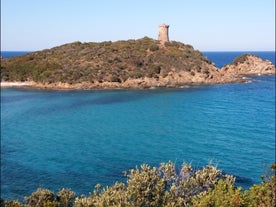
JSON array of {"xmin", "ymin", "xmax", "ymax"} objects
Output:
[{"xmin": 1, "ymin": 0, "xmax": 275, "ymax": 51}]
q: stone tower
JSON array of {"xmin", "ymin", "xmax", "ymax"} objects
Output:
[{"xmin": 158, "ymin": 24, "xmax": 169, "ymax": 44}]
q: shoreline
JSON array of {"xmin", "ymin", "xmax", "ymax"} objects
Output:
[{"xmin": 1, "ymin": 74, "xmax": 274, "ymax": 91}]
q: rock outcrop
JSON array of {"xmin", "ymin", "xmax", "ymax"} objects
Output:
[
  {"xmin": 212, "ymin": 54, "xmax": 275, "ymax": 84},
  {"xmin": 221, "ymin": 54, "xmax": 275, "ymax": 75}
]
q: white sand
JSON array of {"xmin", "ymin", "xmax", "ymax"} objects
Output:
[{"xmin": 1, "ymin": 81, "xmax": 34, "ymax": 87}]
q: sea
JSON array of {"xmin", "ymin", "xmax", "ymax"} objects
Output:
[{"xmin": 1, "ymin": 51, "xmax": 275, "ymax": 201}]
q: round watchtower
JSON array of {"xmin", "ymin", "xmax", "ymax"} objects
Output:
[{"xmin": 158, "ymin": 24, "xmax": 169, "ymax": 44}]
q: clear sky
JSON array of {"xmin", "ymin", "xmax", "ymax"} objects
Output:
[{"xmin": 1, "ymin": 0, "xmax": 275, "ymax": 51}]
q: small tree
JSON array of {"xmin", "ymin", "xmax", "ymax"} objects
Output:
[
  {"xmin": 57, "ymin": 188, "xmax": 76, "ymax": 207},
  {"xmin": 24, "ymin": 188, "xmax": 56, "ymax": 207},
  {"xmin": 149, "ymin": 44, "xmax": 159, "ymax": 52}
]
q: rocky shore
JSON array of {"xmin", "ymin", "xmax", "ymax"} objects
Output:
[{"xmin": 1, "ymin": 54, "xmax": 274, "ymax": 90}]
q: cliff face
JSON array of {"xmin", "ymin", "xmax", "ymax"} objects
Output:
[{"xmin": 1, "ymin": 38, "xmax": 275, "ymax": 89}]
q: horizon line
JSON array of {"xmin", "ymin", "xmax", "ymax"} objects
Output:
[{"xmin": 1, "ymin": 50, "xmax": 275, "ymax": 52}]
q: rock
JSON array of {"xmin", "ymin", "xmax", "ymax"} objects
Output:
[{"xmin": 220, "ymin": 54, "xmax": 275, "ymax": 76}]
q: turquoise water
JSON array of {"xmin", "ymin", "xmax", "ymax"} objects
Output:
[{"xmin": 1, "ymin": 52, "xmax": 275, "ymax": 200}]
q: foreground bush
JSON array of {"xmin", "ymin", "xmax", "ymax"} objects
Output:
[
  {"xmin": 1, "ymin": 162, "xmax": 275, "ymax": 207},
  {"xmin": 243, "ymin": 164, "xmax": 276, "ymax": 207}
]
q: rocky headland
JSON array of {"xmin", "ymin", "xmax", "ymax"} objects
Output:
[{"xmin": 1, "ymin": 37, "xmax": 275, "ymax": 89}]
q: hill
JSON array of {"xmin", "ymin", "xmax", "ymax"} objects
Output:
[{"xmin": 1, "ymin": 37, "xmax": 275, "ymax": 89}]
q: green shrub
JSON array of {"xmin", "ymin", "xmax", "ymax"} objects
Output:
[
  {"xmin": 244, "ymin": 181, "xmax": 275, "ymax": 207},
  {"xmin": 86, "ymin": 183, "xmax": 128, "ymax": 207},
  {"xmin": 126, "ymin": 164, "xmax": 166, "ymax": 206},
  {"xmin": 149, "ymin": 44, "xmax": 159, "ymax": 52},
  {"xmin": 24, "ymin": 188, "xmax": 56, "ymax": 207},
  {"xmin": 40, "ymin": 70, "xmax": 52, "ymax": 79},
  {"xmin": 57, "ymin": 188, "xmax": 76, "ymax": 207},
  {"xmin": 231, "ymin": 54, "xmax": 257, "ymax": 66},
  {"xmin": 0, "ymin": 200, "xmax": 23, "ymax": 207},
  {"xmin": 130, "ymin": 70, "xmax": 143, "ymax": 79},
  {"xmin": 192, "ymin": 179, "xmax": 244, "ymax": 207},
  {"xmin": 148, "ymin": 64, "xmax": 161, "ymax": 77},
  {"xmin": 110, "ymin": 75, "xmax": 121, "ymax": 83},
  {"xmin": 243, "ymin": 164, "xmax": 276, "ymax": 207}
]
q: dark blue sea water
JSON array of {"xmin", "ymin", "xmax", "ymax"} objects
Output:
[
  {"xmin": 202, "ymin": 51, "xmax": 275, "ymax": 68},
  {"xmin": 1, "ymin": 51, "xmax": 32, "ymax": 59},
  {"xmin": 1, "ymin": 51, "xmax": 275, "ymax": 201}
]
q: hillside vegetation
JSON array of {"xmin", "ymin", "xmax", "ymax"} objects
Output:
[{"xmin": 1, "ymin": 37, "xmax": 214, "ymax": 84}]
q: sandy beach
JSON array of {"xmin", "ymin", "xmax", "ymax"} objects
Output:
[{"xmin": 1, "ymin": 81, "xmax": 34, "ymax": 88}]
